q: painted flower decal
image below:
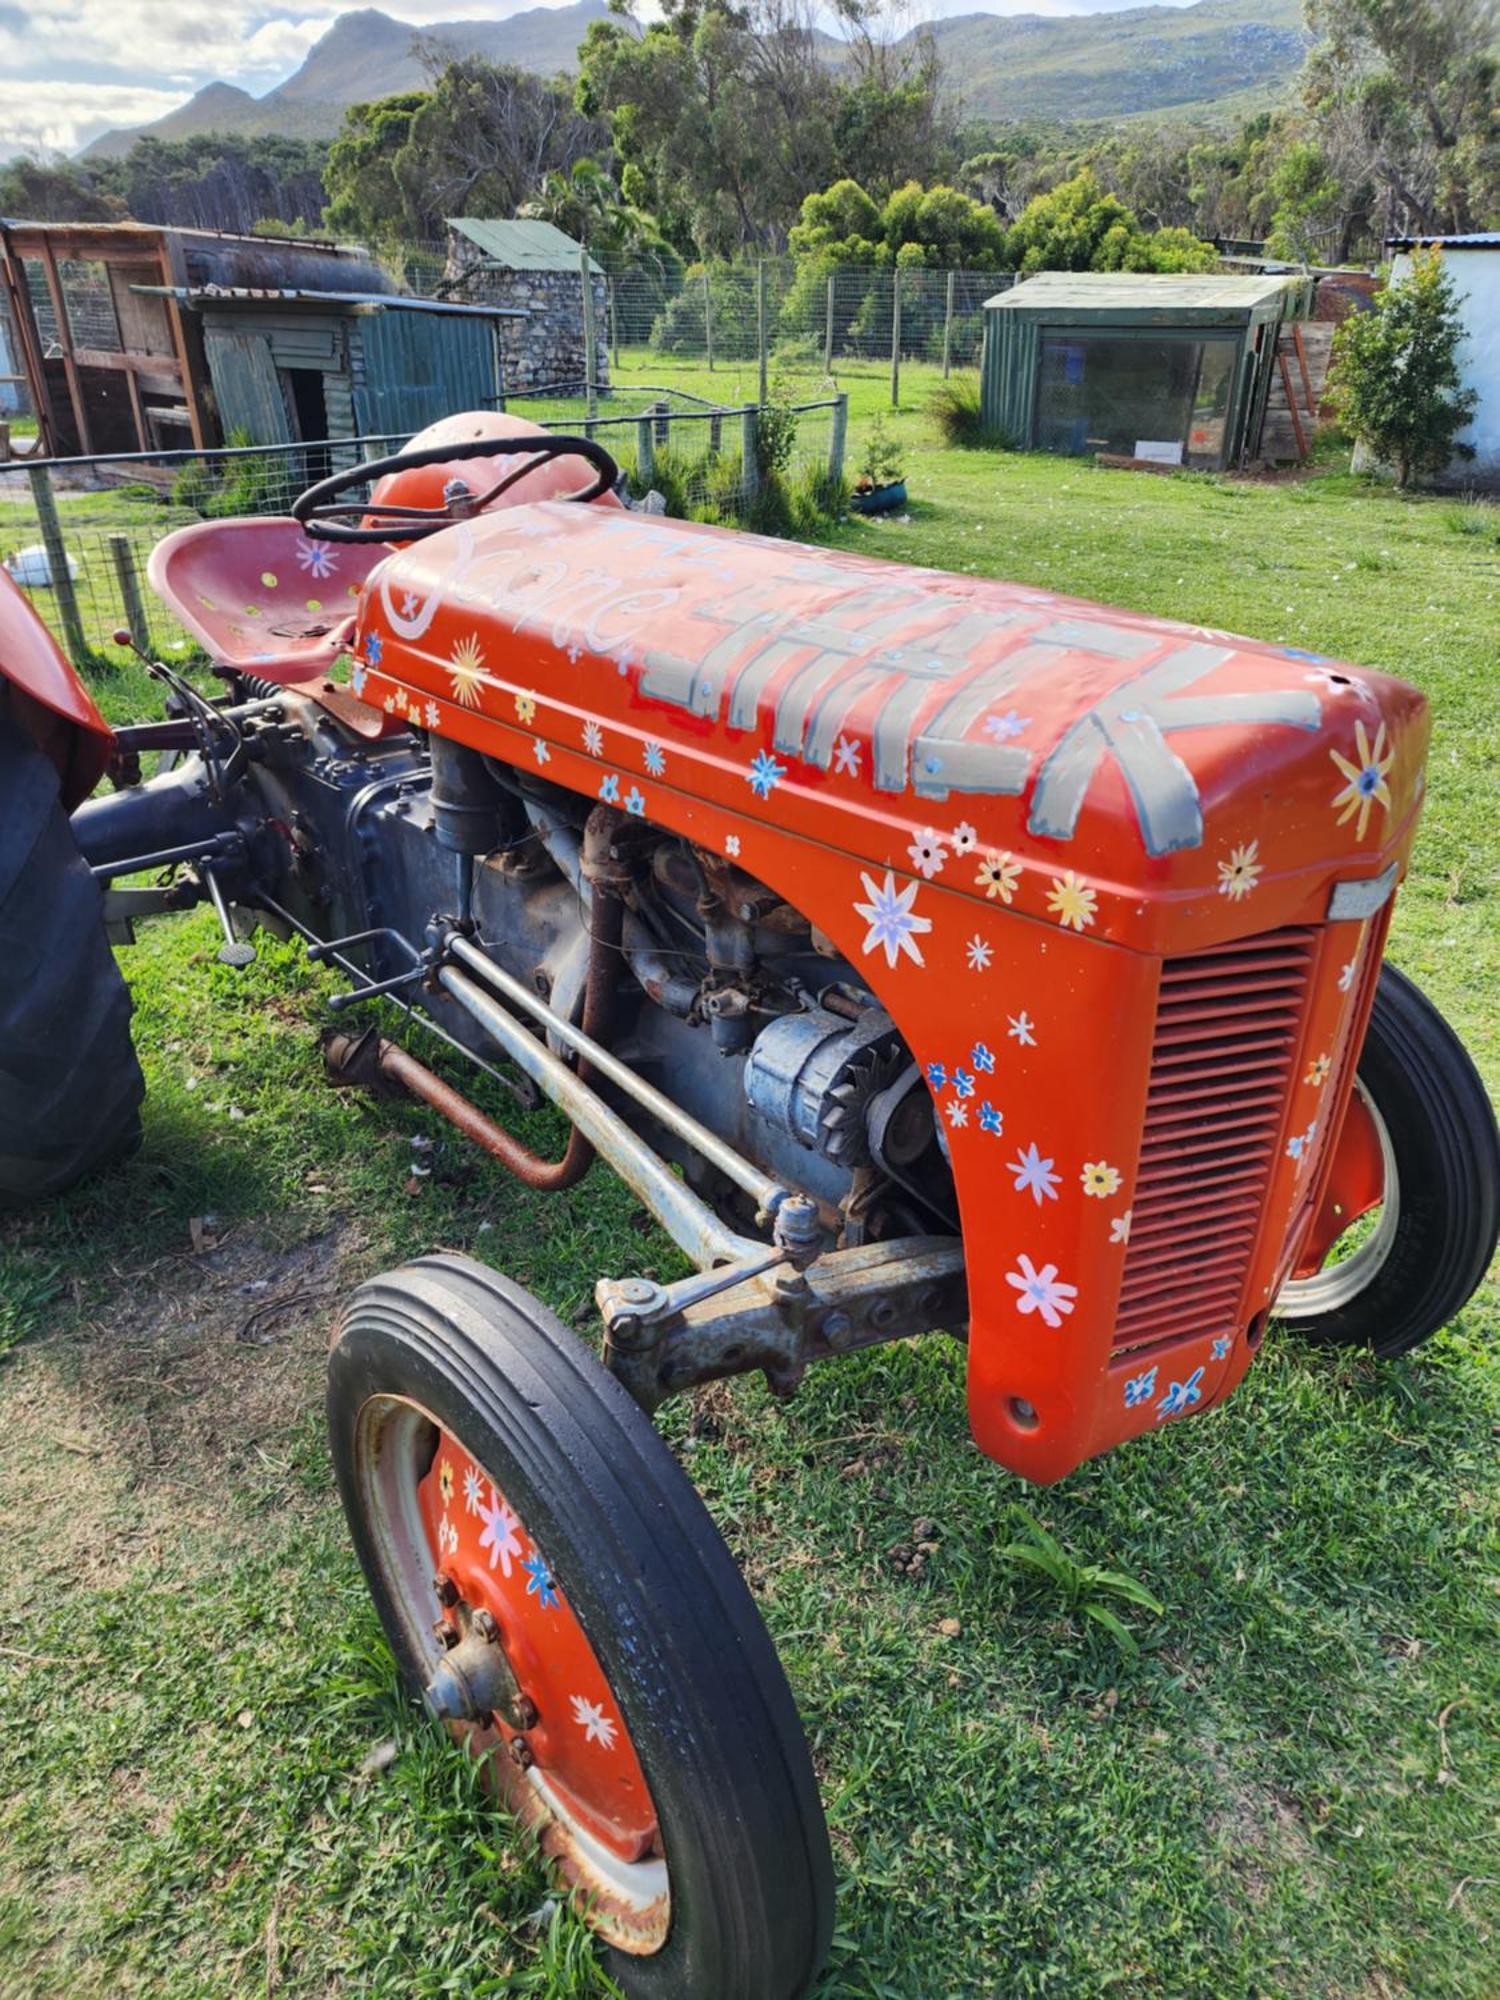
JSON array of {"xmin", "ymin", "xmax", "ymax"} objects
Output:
[
  {"xmin": 1217, "ymin": 840, "xmax": 1262, "ymax": 900},
  {"xmin": 1305, "ymin": 1052, "xmax": 1331, "ymax": 1087},
  {"xmin": 834, "ymin": 735, "xmax": 861, "ymax": 776},
  {"xmin": 1008, "ymin": 1011, "xmax": 1036, "ymax": 1048},
  {"xmin": 624, "ymin": 786, "xmax": 646, "ymax": 817},
  {"xmin": 725, "ymin": 833, "xmax": 741, "ymax": 858},
  {"xmin": 582, "ymin": 718, "xmax": 604, "ymax": 757},
  {"xmin": 1157, "ymin": 1368, "xmax": 1204, "ymax": 1420},
  {"xmin": 946, "ymin": 1100, "xmax": 968, "ymax": 1128},
  {"xmin": 907, "ymin": 829, "xmax": 948, "ymax": 880},
  {"xmin": 462, "ymin": 1466, "xmax": 483, "ymax": 1515},
  {"xmin": 523, "ymin": 1550, "xmax": 560, "ymax": 1610},
  {"xmin": 1285, "ymin": 1119, "xmax": 1318, "ymax": 1164},
  {"xmin": 984, "ymin": 708, "xmax": 1030, "ymax": 743},
  {"xmin": 951, "ymin": 1067, "xmax": 975, "ymax": 1100},
  {"xmin": 364, "ymin": 630, "xmax": 383, "ymax": 669},
  {"xmin": 423, "ymin": 699, "xmax": 440, "ymax": 730},
  {"xmin": 1006, "ymin": 1254, "xmax": 1078, "ymax": 1329},
  {"xmin": 979, "ymin": 1102, "xmax": 1003, "ymax": 1135},
  {"xmin": 1338, "ymin": 956, "xmax": 1358, "ymax": 992},
  {"xmin": 448, "ymin": 632, "xmax": 485, "ymax": 708},
  {"xmin": 600, "ymin": 773, "xmax": 620, "ymax": 804},
  {"xmin": 926, "ymin": 1062, "xmax": 947, "ymax": 1090},
  {"xmin": 1047, "ymin": 871, "xmax": 1098, "ymax": 932},
  {"xmin": 748, "ymin": 750, "xmax": 786, "ymax": 799},
  {"xmin": 972, "ymin": 1042, "xmax": 995, "ymax": 1074},
  {"xmin": 966, "ymin": 935, "xmax": 993, "ymax": 972},
  {"xmin": 1212, "ymin": 1335, "xmax": 1233, "ymax": 1360},
  {"xmin": 951, "ymin": 821, "xmax": 978, "ymax": 855},
  {"xmin": 854, "ymin": 870, "xmax": 931, "ymax": 970},
  {"xmin": 514, "ymin": 690, "xmax": 537, "ymax": 724},
  {"xmin": 976, "ymin": 851, "xmax": 1020, "ymax": 903},
  {"xmin": 1330, "ymin": 719, "xmax": 1394, "ymax": 840},
  {"xmin": 296, "ymin": 538, "xmax": 337, "ymax": 579},
  {"xmin": 570, "ymin": 1694, "xmax": 618, "ymax": 1749},
  {"xmin": 643, "ymin": 741, "xmax": 666, "ymax": 777},
  {"xmin": 351, "ymin": 663, "xmax": 368, "ymax": 698},
  {"xmin": 438, "ymin": 1458, "xmax": 455, "ymax": 1504},
  {"xmin": 1080, "ymin": 1161, "xmax": 1122, "ymax": 1200},
  {"xmin": 1009, "ymin": 1142, "xmax": 1060, "ymax": 1206},
  {"xmin": 478, "ymin": 1489, "xmax": 523, "ymax": 1577},
  {"xmin": 1109, "ymin": 1209, "xmax": 1132, "ymax": 1245},
  {"xmin": 533, "ymin": 738, "xmax": 551, "ymax": 764},
  {"xmin": 1124, "ymin": 1365, "xmax": 1157, "ymax": 1409}
]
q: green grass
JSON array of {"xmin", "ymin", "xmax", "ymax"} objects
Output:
[{"xmin": 1, "ymin": 362, "xmax": 1497, "ymax": 1999}]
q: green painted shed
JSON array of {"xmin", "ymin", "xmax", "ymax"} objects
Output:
[{"xmin": 979, "ymin": 271, "xmax": 1300, "ymax": 470}]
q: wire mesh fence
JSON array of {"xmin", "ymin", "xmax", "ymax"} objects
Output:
[{"xmin": 1, "ymin": 385, "xmax": 846, "ymax": 670}]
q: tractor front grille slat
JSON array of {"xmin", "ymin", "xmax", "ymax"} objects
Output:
[{"xmin": 1113, "ymin": 928, "xmax": 1316, "ymax": 1361}]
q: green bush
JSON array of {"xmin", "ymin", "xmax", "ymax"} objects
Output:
[
  {"xmin": 928, "ymin": 378, "xmax": 1015, "ymax": 451},
  {"xmin": 1330, "ymin": 250, "xmax": 1479, "ymax": 489}
]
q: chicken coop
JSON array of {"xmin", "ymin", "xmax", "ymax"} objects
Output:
[{"xmin": 980, "ymin": 271, "xmax": 1304, "ymax": 470}]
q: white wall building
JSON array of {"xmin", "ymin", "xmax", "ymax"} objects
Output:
[{"xmin": 1387, "ymin": 232, "xmax": 1500, "ymax": 487}]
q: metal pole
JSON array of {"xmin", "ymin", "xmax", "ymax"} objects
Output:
[
  {"xmin": 825, "ymin": 272, "xmax": 835, "ymax": 373},
  {"xmin": 636, "ymin": 413, "xmax": 655, "ymax": 488},
  {"xmin": 108, "ymin": 533, "xmax": 149, "ymax": 652},
  {"xmin": 757, "ymin": 258, "xmax": 768, "ymax": 410},
  {"xmin": 890, "ymin": 268, "xmax": 901, "ymax": 410},
  {"xmin": 580, "ymin": 245, "xmax": 598, "ymax": 419},
  {"xmin": 703, "ymin": 266, "xmax": 714, "ymax": 373},
  {"xmin": 829, "ymin": 392, "xmax": 848, "ymax": 486},
  {"xmin": 608, "ymin": 276, "xmax": 620, "ymax": 377},
  {"xmin": 942, "ymin": 270, "xmax": 956, "ymax": 380},
  {"xmin": 26, "ymin": 464, "xmax": 87, "ymax": 664}
]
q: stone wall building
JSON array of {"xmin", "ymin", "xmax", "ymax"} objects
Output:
[{"xmin": 444, "ymin": 218, "xmax": 608, "ymax": 397}]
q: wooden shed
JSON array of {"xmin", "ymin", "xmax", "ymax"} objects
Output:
[
  {"xmin": 0, "ymin": 221, "xmax": 519, "ymax": 459},
  {"xmin": 980, "ymin": 271, "xmax": 1301, "ymax": 470}
]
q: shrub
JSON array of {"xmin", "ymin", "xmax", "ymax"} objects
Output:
[
  {"xmin": 928, "ymin": 377, "xmax": 1014, "ymax": 450},
  {"xmin": 1330, "ymin": 250, "xmax": 1478, "ymax": 489}
]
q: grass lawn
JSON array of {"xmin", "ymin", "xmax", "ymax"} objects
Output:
[{"xmin": 1, "ymin": 360, "xmax": 1496, "ymax": 2000}]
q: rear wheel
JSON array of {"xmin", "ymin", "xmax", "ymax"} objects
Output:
[
  {"xmin": 0, "ymin": 711, "xmax": 144, "ymax": 1207},
  {"xmin": 1277, "ymin": 965, "xmax": 1498, "ymax": 1355},
  {"xmin": 326, "ymin": 1255, "xmax": 834, "ymax": 1998}
]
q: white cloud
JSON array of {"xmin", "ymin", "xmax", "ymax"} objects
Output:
[{"xmin": 4, "ymin": 80, "xmax": 188, "ymax": 154}]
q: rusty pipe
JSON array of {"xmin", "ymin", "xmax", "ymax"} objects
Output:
[{"xmin": 328, "ymin": 807, "xmax": 625, "ymax": 1191}]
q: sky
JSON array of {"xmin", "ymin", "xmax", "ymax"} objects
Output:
[{"xmin": 1, "ymin": 0, "xmax": 1206, "ymax": 158}]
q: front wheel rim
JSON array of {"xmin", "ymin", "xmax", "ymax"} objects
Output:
[
  {"xmin": 353, "ymin": 1392, "xmax": 670, "ymax": 1954},
  {"xmin": 1277, "ymin": 1085, "xmax": 1401, "ymax": 1319}
]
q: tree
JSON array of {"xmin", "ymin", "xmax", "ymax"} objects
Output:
[
  {"xmin": 0, "ymin": 157, "xmax": 123, "ymax": 223},
  {"xmin": 1329, "ymin": 248, "xmax": 1478, "ymax": 485},
  {"xmin": 1005, "ymin": 169, "xmax": 1217, "ymax": 274},
  {"xmin": 324, "ymin": 94, "xmax": 429, "ymax": 243},
  {"xmin": 1302, "ymin": 0, "xmax": 1500, "ymax": 239}
]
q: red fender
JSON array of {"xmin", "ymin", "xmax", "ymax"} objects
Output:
[{"xmin": 0, "ymin": 568, "xmax": 113, "ymax": 808}]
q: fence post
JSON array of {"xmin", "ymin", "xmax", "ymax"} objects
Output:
[
  {"xmin": 709, "ymin": 411, "xmax": 722, "ymax": 454},
  {"xmin": 704, "ymin": 267, "xmax": 714, "ymax": 373},
  {"xmin": 653, "ymin": 399, "xmax": 670, "ymax": 448},
  {"xmin": 824, "ymin": 272, "xmax": 835, "ymax": 373},
  {"xmin": 741, "ymin": 403, "xmax": 761, "ymax": 503},
  {"xmin": 757, "ymin": 259, "xmax": 768, "ymax": 410},
  {"xmin": 829, "ymin": 393, "xmax": 848, "ymax": 488},
  {"xmin": 26, "ymin": 465, "xmax": 87, "ymax": 664},
  {"xmin": 890, "ymin": 268, "xmax": 902, "ymax": 409},
  {"xmin": 109, "ymin": 533, "xmax": 149, "ymax": 653},
  {"xmin": 636, "ymin": 413, "xmax": 655, "ymax": 488},
  {"xmin": 608, "ymin": 277, "xmax": 620, "ymax": 376},
  {"xmin": 942, "ymin": 270, "xmax": 956, "ymax": 379},
  {"xmin": 580, "ymin": 246, "xmax": 598, "ymax": 418}
]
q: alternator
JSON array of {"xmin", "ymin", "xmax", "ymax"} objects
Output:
[{"xmin": 742, "ymin": 1006, "xmax": 906, "ymax": 1168}]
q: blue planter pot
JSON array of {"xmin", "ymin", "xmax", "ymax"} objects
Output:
[{"xmin": 851, "ymin": 480, "xmax": 907, "ymax": 515}]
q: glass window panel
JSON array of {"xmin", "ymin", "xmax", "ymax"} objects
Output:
[{"xmin": 1034, "ymin": 333, "xmax": 1239, "ymax": 468}]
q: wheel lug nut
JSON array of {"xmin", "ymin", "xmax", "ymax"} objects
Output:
[
  {"xmin": 433, "ymin": 1573, "xmax": 459, "ymax": 1607},
  {"xmin": 432, "ymin": 1618, "xmax": 459, "ymax": 1648},
  {"xmin": 508, "ymin": 1735, "xmax": 534, "ymax": 1770},
  {"xmin": 507, "ymin": 1694, "xmax": 539, "ymax": 1731},
  {"xmin": 472, "ymin": 1608, "xmax": 499, "ymax": 1643}
]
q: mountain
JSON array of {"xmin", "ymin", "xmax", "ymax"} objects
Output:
[
  {"xmin": 81, "ymin": 0, "xmax": 1308, "ymax": 161},
  {"xmin": 932, "ymin": 0, "xmax": 1308, "ymax": 124},
  {"xmin": 82, "ymin": 1, "xmax": 612, "ymax": 157}
]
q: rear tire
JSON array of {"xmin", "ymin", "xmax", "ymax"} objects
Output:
[
  {"xmin": 327, "ymin": 1254, "xmax": 835, "ymax": 1999},
  {"xmin": 0, "ymin": 713, "xmax": 144, "ymax": 1207},
  {"xmin": 1277, "ymin": 965, "xmax": 1499, "ymax": 1355}
]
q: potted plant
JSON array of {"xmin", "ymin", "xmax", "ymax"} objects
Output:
[{"xmin": 850, "ymin": 418, "xmax": 907, "ymax": 514}]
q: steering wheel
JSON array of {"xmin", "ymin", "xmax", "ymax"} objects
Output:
[{"xmin": 291, "ymin": 432, "xmax": 621, "ymax": 545}]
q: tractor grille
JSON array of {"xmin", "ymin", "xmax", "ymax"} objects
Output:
[{"xmin": 1112, "ymin": 928, "xmax": 1317, "ymax": 1360}]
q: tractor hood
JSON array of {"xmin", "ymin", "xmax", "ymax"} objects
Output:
[{"xmin": 353, "ymin": 502, "xmax": 1429, "ymax": 957}]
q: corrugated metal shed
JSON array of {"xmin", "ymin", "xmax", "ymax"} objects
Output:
[
  {"xmin": 353, "ymin": 308, "xmax": 501, "ymax": 435},
  {"xmin": 984, "ymin": 271, "xmax": 1295, "ymax": 320},
  {"xmin": 448, "ymin": 217, "xmax": 603, "ymax": 275},
  {"xmin": 1386, "ymin": 232, "xmax": 1500, "ymax": 250}
]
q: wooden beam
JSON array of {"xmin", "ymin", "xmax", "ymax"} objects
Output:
[
  {"xmin": 1276, "ymin": 347, "xmax": 1307, "ymax": 458},
  {"xmin": 37, "ymin": 237, "xmax": 94, "ymax": 455},
  {"xmin": 158, "ymin": 236, "xmax": 209, "ymax": 450},
  {"xmin": 0, "ymin": 228, "xmax": 57, "ymax": 454}
]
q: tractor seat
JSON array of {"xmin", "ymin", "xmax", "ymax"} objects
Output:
[{"xmin": 148, "ymin": 517, "xmax": 383, "ymax": 683}]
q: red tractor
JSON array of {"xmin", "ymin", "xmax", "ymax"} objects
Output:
[{"xmin": 2, "ymin": 413, "xmax": 1494, "ymax": 1997}]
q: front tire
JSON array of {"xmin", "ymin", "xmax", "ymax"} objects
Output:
[
  {"xmin": 0, "ymin": 712, "xmax": 144, "ymax": 1207},
  {"xmin": 326, "ymin": 1255, "xmax": 834, "ymax": 1999},
  {"xmin": 1277, "ymin": 965, "xmax": 1498, "ymax": 1355}
]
